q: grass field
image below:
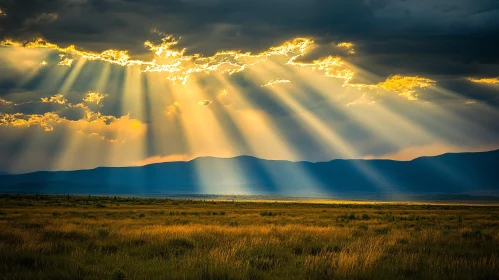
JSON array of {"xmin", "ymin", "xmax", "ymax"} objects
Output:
[{"xmin": 0, "ymin": 194, "xmax": 498, "ymax": 280}]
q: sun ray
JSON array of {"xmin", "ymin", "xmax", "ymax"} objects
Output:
[
  {"xmin": 214, "ymin": 74, "xmax": 329, "ymax": 197},
  {"xmin": 287, "ymin": 61, "xmax": 487, "ymax": 191},
  {"xmin": 166, "ymin": 80, "xmax": 251, "ymax": 195},
  {"xmin": 248, "ymin": 61, "xmax": 402, "ymax": 198},
  {"xmin": 16, "ymin": 52, "xmax": 51, "ymax": 88},
  {"xmin": 58, "ymin": 58, "xmax": 87, "ymax": 95}
]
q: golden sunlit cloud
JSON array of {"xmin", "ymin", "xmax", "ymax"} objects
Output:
[
  {"xmin": 377, "ymin": 75, "xmax": 435, "ymax": 100},
  {"xmin": 73, "ymin": 114, "xmax": 146, "ymax": 143},
  {"xmin": 0, "ymin": 112, "xmax": 62, "ymax": 131},
  {"xmin": 1, "ymin": 90, "xmax": 146, "ymax": 143},
  {"xmin": 261, "ymin": 78, "xmax": 291, "ymax": 88},
  {"xmin": 0, "ymin": 98, "xmax": 13, "ymax": 105},
  {"xmin": 40, "ymin": 60, "xmax": 48, "ymax": 66},
  {"xmin": 40, "ymin": 94, "xmax": 67, "ymax": 104},
  {"xmin": 468, "ymin": 77, "xmax": 499, "ymax": 84},
  {"xmin": 465, "ymin": 100, "xmax": 476, "ymax": 105},
  {"xmin": 313, "ymin": 56, "xmax": 356, "ymax": 83},
  {"xmin": 83, "ymin": 91, "xmax": 108, "ymax": 105},
  {"xmin": 198, "ymin": 100, "xmax": 212, "ymax": 105},
  {"xmin": 219, "ymin": 89, "xmax": 228, "ymax": 96},
  {"xmin": 0, "ymin": 36, "xmax": 314, "ymax": 85},
  {"xmin": 336, "ymin": 42, "xmax": 355, "ymax": 54},
  {"xmin": 165, "ymin": 101, "xmax": 181, "ymax": 115},
  {"xmin": 0, "ymin": 111, "xmax": 146, "ymax": 142},
  {"xmin": 290, "ymin": 56, "xmax": 356, "ymax": 85},
  {"xmin": 1, "ymin": 34, "xmax": 437, "ymax": 102},
  {"xmin": 58, "ymin": 57, "xmax": 74, "ymax": 67}
]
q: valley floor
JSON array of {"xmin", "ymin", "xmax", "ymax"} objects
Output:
[{"xmin": 0, "ymin": 194, "xmax": 498, "ymax": 279}]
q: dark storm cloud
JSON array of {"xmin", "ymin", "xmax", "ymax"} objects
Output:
[{"xmin": 1, "ymin": 1, "xmax": 498, "ymax": 54}]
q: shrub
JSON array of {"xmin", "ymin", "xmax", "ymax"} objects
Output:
[
  {"xmin": 462, "ymin": 229, "xmax": 492, "ymax": 241},
  {"xmin": 260, "ymin": 211, "xmax": 281, "ymax": 217},
  {"xmin": 18, "ymin": 222, "xmax": 44, "ymax": 229},
  {"xmin": 374, "ymin": 227, "xmax": 391, "ymax": 235},
  {"xmin": 100, "ymin": 244, "xmax": 118, "ymax": 254},
  {"xmin": 112, "ymin": 268, "xmax": 126, "ymax": 280},
  {"xmin": 168, "ymin": 238, "xmax": 195, "ymax": 251},
  {"xmin": 49, "ymin": 241, "xmax": 74, "ymax": 254},
  {"xmin": 325, "ymin": 244, "xmax": 343, "ymax": 253},
  {"xmin": 98, "ymin": 228, "xmax": 110, "ymax": 237},
  {"xmin": 228, "ymin": 221, "xmax": 239, "ymax": 227},
  {"xmin": 42, "ymin": 230, "xmax": 89, "ymax": 241},
  {"xmin": 147, "ymin": 238, "xmax": 195, "ymax": 259},
  {"xmin": 358, "ymin": 224, "xmax": 368, "ymax": 230},
  {"xmin": 0, "ymin": 232, "xmax": 24, "ymax": 245}
]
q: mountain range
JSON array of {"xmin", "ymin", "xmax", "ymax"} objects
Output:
[{"xmin": 1, "ymin": 150, "xmax": 498, "ymax": 200}]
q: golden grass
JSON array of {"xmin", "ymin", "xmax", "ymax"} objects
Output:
[{"xmin": 0, "ymin": 194, "xmax": 498, "ymax": 279}]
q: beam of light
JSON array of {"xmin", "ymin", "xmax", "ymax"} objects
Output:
[
  {"xmin": 52, "ymin": 64, "xmax": 112, "ymax": 171},
  {"xmin": 166, "ymin": 80, "xmax": 252, "ymax": 195},
  {"xmin": 416, "ymin": 86, "xmax": 499, "ymax": 146},
  {"xmin": 58, "ymin": 58, "xmax": 86, "ymax": 95},
  {"xmin": 110, "ymin": 66, "xmax": 147, "ymax": 165},
  {"xmin": 249, "ymin": 61, "xmax": 402, "ymax": 198},
  {"xmin": 34, "ymin": 62, "xmax": 73, "ymax": 94},
  {"xmin": 214, "ymin": 74, "xmax": 329, "ymax": 197},
  {"xmin": 0, "ymin": 47, "xmax": 53, "ymax": 91},
  {"xmin": 292, "ymin": 63, "xmax": 438, "ymax": 149},
  {"xmin": 0, "ymin": 96, "xmax": 126, "ymax": 173},
  {"xmin": 286, "ymin": 55, "xmax": 488, "ymax": 154},
  {"xmin": 15, "ymin": 51, "xmax": 51, "ymax": 87},
  {"xmin": 252, "ymin": 62, "xmax": 358, "ymax": 158},
  {"xmin": 92, "ymin": 62, "xmax": 112, "ymax": 93},
  {"xmin": 291, "ymin": 62, "xmax": 491, "ymax": 191},
  {"xmin": 0, "ymin": 53, "xmax": 83, "ymax": 171},
  {"xmin": 216, "ymin": 76, "xmax": 301, "ymax": 160},
  {"xmin": 140, "ymin": 73, "xmax": 193, "ymax": 175},
  {"xmin": 6, "ymin": 125, "xmax": 68, "ymax": 173},
  {"xmin": 1, "ymin": 65, "xmax": 80, "ymax": 171}
]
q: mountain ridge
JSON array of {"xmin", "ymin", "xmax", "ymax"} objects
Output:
[
  {"xmin": 8, "ymin": 149, "xmax": 499, "ymax": 175},
  {"xmin": 1, "ymin": 149, "xmax": 498, "ymax": 199}
]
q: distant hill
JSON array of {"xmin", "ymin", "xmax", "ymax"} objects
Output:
[{"xmin": 1, "ymin": 150, "xmax": 498, "ymax": 200}]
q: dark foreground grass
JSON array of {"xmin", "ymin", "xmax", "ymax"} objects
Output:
[{"xmin": 0, "ymin": 194, "xmax": 498, "ymax": 279}]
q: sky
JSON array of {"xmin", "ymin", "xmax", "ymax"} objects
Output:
[{"xmin": 0, "ymin": 0, "xmax": 499, "ymax": 174}]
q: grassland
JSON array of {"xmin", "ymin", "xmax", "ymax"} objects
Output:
[{"xmin": 0, "ymin": 194, "xmax": 498, "ymax": 280}]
